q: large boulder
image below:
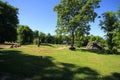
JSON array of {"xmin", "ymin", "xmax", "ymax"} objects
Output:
[
  {"xmin": 10, "ymin": 43, "xmax": 21, "ymax": 48},
  {"xmin": 85, "ymin": 42, "xmax": 103, "ymax": 50}
]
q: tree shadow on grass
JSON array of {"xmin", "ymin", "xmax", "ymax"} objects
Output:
[
  {"xmin": 0, "ymin": 50, "xmax": 120, "ymax": 80},
  {"xmin": 77, "ymin": 48, "xmax": 120, "ymax": 55},
  {"xmin": 102, "ymin": 73, "xmax": 120, "ymax": 80},
  {"xmin": 80, "ymin": 48, "xmax": 105, "ymax": 54}
]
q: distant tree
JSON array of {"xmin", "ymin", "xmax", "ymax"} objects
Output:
[
  {"xmin": 52, "ymin": 35, "xmax": 58, "ymax": 44},
  {"xmin": 33, "ymin": 30, "xmax": 39, "ymax": 38},
  {"xmin": 75, "ymin": 36, "xmax": 89, "ymax": 47},
  {"xmin": 0, "ymin": 1, "xmax": 19, "ymax": 43},
  {"xmin": 53, "ymin": 35, "xmax": 63, "ymax": 44},
  {"xmin": 54, "ymin": 0, "xmax": 101, "ymax": 50},
  {"xmin": 39, "ymin": 32, "xmax": 46, "ymax": 43},
  {"xmin": 75, "ymin": 35, "xmax": 105, "ymax": 47},
  {"xmin": 82, "ymin": 36, "xmax": 90, "ymax": 46},
  {"xmin": 46, "ymin": 33, "xmax": 53, "ymax": 43},
  {"xmin": 62, "ymin": 35, "xmax": 70, "ymax": 41},
  {"xmin": 33, "ymin": 30, "xmax": 39, "ymax": 44},
  {"xmin": 89, "ymin": 35, "xmax": 96, "ymax": 42},
  {"xmin": 89, "ymin": 35, "xmax": 106, "ymax": 46},
  {"xmin": 99, "ymin": 11, "xmax": 118, "ymax": 54},
  {"xmin": 17, "ymin": 25, "xmax": 33, "ymax": 44}
]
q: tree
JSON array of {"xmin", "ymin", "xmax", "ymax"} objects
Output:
[
  {"xmin": 33, "ymin": 30, "xmax": 39, "ymax": 38},
  {"xmin": 99, "ymin": 12, "xmax": 118, "ymax": 54},
  {"xmin": 33, "ymin": 30, "xmax": 39, "ymax": 44},
  {"xmin": 17, "ymin": 25, "xmax": 33, "ymax": 44},
  {"xmin": 53, "ymin": 34, "xmax": 62, "ymax": 44},
  {"xmin": 115, "ymin": 24, "xmax": 120, "ymax": 48},
  {"xmin": 116, "ymin": 6, "xmax": 120, "ymax": 48},
  {"xmin": 39, "ymin": 32, "xmax": 46, "ymax": 43},
  {"xmin": 0, "ymin": 1, "xmax": 19, "ymax": 43},
  {"xmin": 54, "ymin": 0, "xmax": 101, "ymax": 50},
  {"xmin": 75, "ymin": 24, "xmax": 90, "ymax": 47},
  {"xmin": 46, "ymin": 33, "xmax": 53, "ymax": 43}
]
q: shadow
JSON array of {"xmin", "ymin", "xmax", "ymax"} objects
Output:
[
  {"xmin": 0, "ymin": 48, "xmax": 3, "ymax": 49},
  {"xmin": 102, "ymin": 73, "xmax": 120, "ymax": 80},
  {"xmin": 0, "ymin": 50, "xmax": 55, "ymax": 79},
  {"xmin": 79, "ymin": 48, "xmax": 106, "ymax": 54},
  {"xmin": 0, "ymin": 50, "xmax": 119, "ymax": 80},
  {"xmin": 80, "ymin": 48, "xmax": 120, "ymax": 55}
]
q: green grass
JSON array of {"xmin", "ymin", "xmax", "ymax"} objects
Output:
[{"xmin": 0, "ymin": 44, "xmax": 120, "ymax": 80}]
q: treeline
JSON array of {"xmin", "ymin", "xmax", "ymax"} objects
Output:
[
  {"xmin": 17, "ymin": 25, "xmax": 105, "ymax": 47},
  {"xmin": 17, "ymin": 25, "xmax": 70, "ymax": 45}
]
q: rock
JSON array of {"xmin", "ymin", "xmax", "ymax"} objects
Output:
[
  {"xmin": 85, "ymin": 41, "xmax": 103, "ymax": 50},
  {"xmin": 10, "ymin": 43, "xmax": 21, "ymax": 48}
]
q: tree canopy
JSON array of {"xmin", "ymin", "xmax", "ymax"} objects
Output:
[
  {"xmin": 54, "ymin": 0, "xmax": 101, "ymax": 50},
  {"xmin": 0, "ymin": 0, "xmax": 19, "ymax": 43},
  {"xmin": 17, "ymin": 25, "xmax": 33, "ymax": 44},
  {"xmin": 116, "ymin": 6, "xmax": 120, "ymax": 48},
  {"xmin": 99, "ymin": 11, "xmax": 118, "ymax": 54}
]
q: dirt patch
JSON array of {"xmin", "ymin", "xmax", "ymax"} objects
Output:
[{"xmin": 0, "ymin": 45, "xmax": 10, "ymax": 49}]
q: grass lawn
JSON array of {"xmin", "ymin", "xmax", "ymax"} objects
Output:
[{"xmin": 0, "ymin": 44, "xmax": 120, "ymax": 80}]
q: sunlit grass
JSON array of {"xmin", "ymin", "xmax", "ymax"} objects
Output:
[{"xmin": 0, "ymin": 44, "xmax": 120, "ymax": 79}]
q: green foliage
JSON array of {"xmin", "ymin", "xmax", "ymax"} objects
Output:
[
  {"xmin": 54, "ymin": 34, "xmax": 70, "ymax": 44},
  {"xmin": 75, "ymin": 35, "xmax": 105, "ymax": 47},
  {"xmin": 39, "ymin": 32, "xmax": 46, "ymax": 43},
  {"xmin": 75, "ymin": 36, "xmax": 84, "ymax": 47},
  {"xmin": 32, "ymin": 31, "xmax": 71, "ymax": 45},
  {"xmin": 116, "ymin": 6, "xmax": 120, "ymax": 48},
  {"xmin": 89, "ymin": 35, "xmax": 106, "ymax": 46},
  {"xmin": 33, "ymin": 30, "xmax": 39, "ymax": 44},
  {"xmin": 17, "ymin": 25, "xmax": 33, "ymax": 44},
  {"xmin": 52, "ymin": 35, "xmax": 62, "ymax": 44},
  {"xmin": 100, "ymin": 11, "xmax": 118, "ymax": 54},
  {"xmin": 46, "ymin": 33, "xmax": 52, "ymax": 43},
  {"xmin": 54, "ymin": 0, "xmax": 101, "ymax": 49},
  {"xmin": 33, "ymin": 30, "xmax": 39, "ymax": 38},
  {"xmin": 33, "ymin": 38, "xmax": 38, "ymax": 45},
  {"xmin": 0, "ymin": 0, "xmax": 19, "ymax": 43},
  {"xmin": 116, "ymin": 23, "xmax": 120, "ymax": 48}
]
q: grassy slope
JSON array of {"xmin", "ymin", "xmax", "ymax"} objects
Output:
[{"xmin": 0, "ymin": 44, "xmax": 120, "ymax": 80}]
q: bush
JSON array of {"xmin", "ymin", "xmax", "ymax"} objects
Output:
[{"xmin": 106, "ymin": 48, "xmax": 118, "ymax": 54}]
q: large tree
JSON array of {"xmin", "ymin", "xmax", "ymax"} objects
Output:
[
  {"xmin": 17, "ymin": 25, "xmax": 33, "ymax": 44},
  {"xmin": 0, "ymin": 1, "xmax": 19, "ymax": 43},
  {"xmin": 99, "ymin": 12, "xmax": 118, "ymax": 54},
  {"xmin": 54, "ymin": 0, "xmax": 101, "ymax": 50},
  {"xmin": 116, "ymin": 6, "xmax": 120, "ymax": 48}
]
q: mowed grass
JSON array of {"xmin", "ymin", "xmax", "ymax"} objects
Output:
[{"xmin": 0, "ymin": 44, "xmax": 120, "ymax": 80}]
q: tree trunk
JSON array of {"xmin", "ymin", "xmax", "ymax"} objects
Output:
[{"xmin": 69, "ymin": 30, "xmax": 75, "ymax": 50}]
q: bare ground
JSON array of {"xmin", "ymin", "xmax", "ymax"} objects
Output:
[{"xmin": 0, "ymin": 45, "xmax": 10, "ymax": 49}]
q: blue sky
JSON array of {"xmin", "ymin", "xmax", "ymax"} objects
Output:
[{"xmin": 3, "ymin": 0, "xmax": 120, "ymax": 37}]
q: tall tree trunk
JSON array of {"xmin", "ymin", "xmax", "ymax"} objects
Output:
[{"xmin": 69, "ymin": 30, "xmax": 75, "ymax": 50}]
